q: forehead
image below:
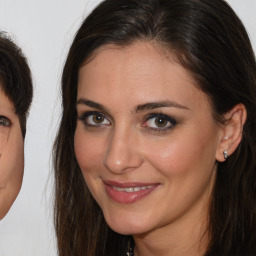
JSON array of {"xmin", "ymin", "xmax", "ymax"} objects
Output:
[{"xmin": 77, "ymin": 42, "xmax": 208, "ymax": 111}]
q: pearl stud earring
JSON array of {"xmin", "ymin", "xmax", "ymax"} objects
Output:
[{"xmin": 223, "ymin": 150, "xmax": 228, "ymax": 160}]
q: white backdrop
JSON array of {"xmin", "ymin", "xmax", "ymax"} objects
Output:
[{"xmin": 0, "ymin": 1, "xmax": 254, "ymax": 255}]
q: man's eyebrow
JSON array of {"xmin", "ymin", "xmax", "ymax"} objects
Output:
[
  {"xmin": 135, "ymin": 101, "xmax": 190, "ymax": 112},
  {"xmin": 76, "ymin": 99, "xmax": 108, "ymax": 113}
]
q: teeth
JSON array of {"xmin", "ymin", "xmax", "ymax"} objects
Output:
[{"xmin": 113, "ymin": 185, "xmax": 154, "ymax": 192}]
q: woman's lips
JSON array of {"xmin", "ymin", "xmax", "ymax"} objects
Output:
[{"xmin": 103, "ymin": 180, "xmax": 159, "ymax": 204}]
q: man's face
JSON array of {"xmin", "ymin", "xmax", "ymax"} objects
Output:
[{"xmin": 0, "ymin": 87, "xmax": 24, "ymax": 219}]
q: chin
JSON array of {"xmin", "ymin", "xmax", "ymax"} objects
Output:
[
  {"xmin": 0, "ymin": 184, "xmax": 22, "ymax": 219},
  {"xmin": 0, "ymin": 198, "xmax": 12, "ymax": 220},
  {"xmin": 104, "ymin": 211, "xmax": 153, "ymax": 235},
  {"xmin": 108, "ymin": 223, "xmax": 149, "ymax": 236}
]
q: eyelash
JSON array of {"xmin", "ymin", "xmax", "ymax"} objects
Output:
[
  {"xmin": 78, "ymin": 111, "xmax": 177, "ymax": 132},
  {"xmin": 0, "ymin": 116, "xmax": 11, "ymax": 127},
  {"xmin": 78, "ymin": 111, "xmax": 111, "ymax": 128}
]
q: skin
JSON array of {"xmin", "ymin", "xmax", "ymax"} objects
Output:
[
  {"xmin": 0, "ymin": 88, "xmax": 24, "ymax": 219},
  {"xmin": 74, "ymin": 42, "xmax": 245, "ymax": 256}
]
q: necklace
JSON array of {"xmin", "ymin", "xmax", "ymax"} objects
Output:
[
  {"xmin": 126, "ymin": 238, "xmax": 134, "ymax": 256},
  {"xmin": 126, "ymin": 248, "xmax": 134, "ymax": 256}
]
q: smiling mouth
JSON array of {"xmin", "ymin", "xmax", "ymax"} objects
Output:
[
  {"xmin": 112, "ymin": 185, "xmax": 154, "ymax": 193},
  {"xmin": 103, "ymin": 181, "xmax": 159, "ymax": 203}
]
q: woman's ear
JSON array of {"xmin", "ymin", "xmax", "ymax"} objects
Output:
[{"xmin": 216, "ymin": 103, "xmax": 247, "ymax": 162}]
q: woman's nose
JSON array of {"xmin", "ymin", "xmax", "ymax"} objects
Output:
[{"xmin": 103, "ymin": 127, "xmax": 143, "ymax": 174}]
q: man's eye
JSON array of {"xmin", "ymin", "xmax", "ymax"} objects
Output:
[
  {"xmin": 0, "ymin": 116, "xmax": 11, "ymax": 127},
  {"xmin": 78, "ymin": 111, "xmax": 111, "ymax": 127},
  {"xmin": 143, "ymin": 114, "xmax": 176, "ymax": 131}
]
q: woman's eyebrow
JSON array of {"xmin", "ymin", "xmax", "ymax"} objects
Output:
[
  {"xmin": 76, "ymin": 98, "xmax": 108, "ymax": 113},
  {"xmin": 76, "ymin": 98, "xmax": 190, "ymax": 113},
  {"xmin": 135, "ymin": 101, "xmax": 190, "ymax": 113}
]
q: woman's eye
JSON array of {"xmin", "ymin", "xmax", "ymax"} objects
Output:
[
  {"xmin": 78, "ymin": 112, "xmax": 111, "ymax": 127},
  {"xmin": 143, "ymin": 114, "xmax": 176, "ymax": 131},
  {"xmin": 0, "ymin": 116, "xmax": 11, "ymax": 127}
]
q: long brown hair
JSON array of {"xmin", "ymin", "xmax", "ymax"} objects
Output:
[{"xmin": 54, "ymin": 0, "xmax": 256, "ymax": 255}]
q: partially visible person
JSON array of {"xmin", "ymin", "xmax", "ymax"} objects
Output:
[{"xmin": 0, "ymin": 32, "xmax": 33, "ymax": 219}]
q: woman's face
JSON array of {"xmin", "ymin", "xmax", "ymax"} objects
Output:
[
  {"xmin": 74, "ymin": 42, "xmax": 223, "ymax": 235},
  {"xmin": 0, "ymin": 88, "xmax": 24, "ymax": 219}
]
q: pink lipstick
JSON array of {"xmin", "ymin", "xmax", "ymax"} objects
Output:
[{"xmin": 103, "ymin": 180, "xmax": 159, "ymax": 204}]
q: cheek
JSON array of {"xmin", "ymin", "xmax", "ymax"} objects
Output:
[
  {"xmin": 145, "ymin": 139, "xmax": 196, "ymax": 178},
  {"xmin": 0, "ymin": 127, "xmax": 24, "ymax": 219},
  {"xmin": 144, "ymin": 128, "xmax": 217, "ymax": 179},
  {"xmin": 0, "ymin": 131, "xmax": 24, "ymax": 186},
  {"xmin": 0, "ymin": 125, "xmax": 11, "ymax": 154},
  {"xmin": 74, "ymin": 128, "xmax": 104, "ymax": 177},
  {"xmin": 74, "ymin": 127, "xmax": 108, "ymax": 204}
]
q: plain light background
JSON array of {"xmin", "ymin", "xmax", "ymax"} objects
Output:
[{"xmin": 0, "ymin": 1, "xmax": 255, "ymax": 255}]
